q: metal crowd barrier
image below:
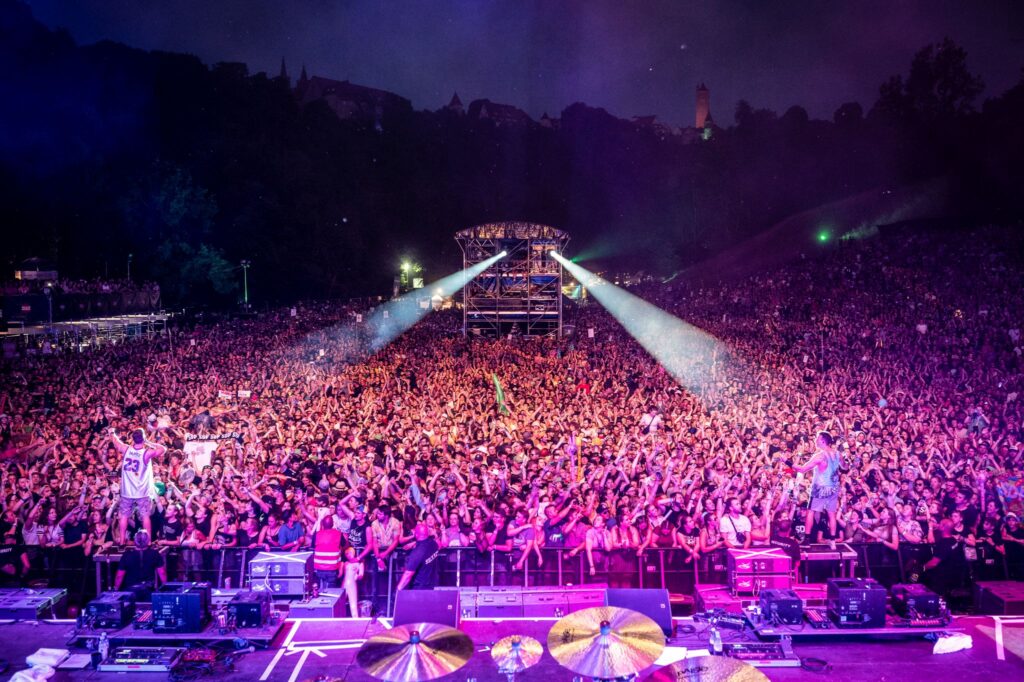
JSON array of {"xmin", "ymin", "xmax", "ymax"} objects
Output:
[{"xmin": 2, "ymin": 542, "xmax": 1017, "ymax": 605}]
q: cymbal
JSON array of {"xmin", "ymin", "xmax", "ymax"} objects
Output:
[
  {"xmin": 356, "ymin": 622, "xmax": 474, "ymax": 681},
  {"xmin": 491, "ymin": 635, "xmax": 543, "ymax": 673},
  {"xmin": 643, "ymin": 656, "xmax": 769, "ymax": 682},
  {"xmin": 548, "ymin": 606, "xmax": 666, "ymax": 678}
]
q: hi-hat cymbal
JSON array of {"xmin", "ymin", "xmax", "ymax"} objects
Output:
[
  {"xmin": 643, "ymin": 656, "xmax": 769, "ymax": 682},
  {"xmin": 356, "ymin": 622, "xmax": 474, "ymax": 681},
  {"xmin": 491, "ymin": 635, "xmax": 543, "ymax": 673},
  {"xmin": 548, "ymin": 606, "xmax": 666, "ymax": 678}
]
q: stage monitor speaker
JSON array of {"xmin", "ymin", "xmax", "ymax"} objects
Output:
[
  {"xmin": 394, "ymin": 590, "xmax": 460, "ymax": 628},
  {"xmin": 604, "ymin": 588, "xmax": 673, "ymax": 636}
]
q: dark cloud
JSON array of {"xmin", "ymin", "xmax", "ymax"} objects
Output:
[{"xmin": 27, "ymin": 0, "xmax": 1024, "ymax": 126}]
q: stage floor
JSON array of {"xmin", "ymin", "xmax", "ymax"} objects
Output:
[{"xmin": 0, "ymin": 616, "xmax": 1022, "ymax": 681}]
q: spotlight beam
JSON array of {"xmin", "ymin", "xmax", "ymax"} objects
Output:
[
  {"xmin": 303, "ymin": 251, "xmax": 506, "ymax": 363},
  {"xmin": 551, "ymin": 252, "xmax": 721, "ymax": 393},
  {"xmin": 364, "ymin": 251, "xmax": 506, "ymax": 352}
]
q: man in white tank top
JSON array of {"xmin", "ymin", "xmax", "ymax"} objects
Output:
[{"xmin": 111, "ymin": 428, "xmax": 167, "ymax": 545}]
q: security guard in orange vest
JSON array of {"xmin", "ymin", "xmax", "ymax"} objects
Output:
[{"xmin": 312, "ymin": 516, "xmax": 344, "ymax": 588}]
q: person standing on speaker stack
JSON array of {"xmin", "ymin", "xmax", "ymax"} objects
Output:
[
  {"xmin": 395, "ymin": 523, "xmax": 439, "ymax": 591},
  {"xmin": 311, "ymin": 515, "xmax": 343, "ymax": 589},
  {"xmin": 789, "ymin": 431, "xmax": 845, "ymax": 541},
  {"xmin": 110, "ymin": 428, "xmax": 166, "ymax": 546}
]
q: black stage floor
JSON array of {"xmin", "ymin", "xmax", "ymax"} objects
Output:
[{"xmin": 0, "ymin": 616, "xmax": 1022, "ymax": 681}]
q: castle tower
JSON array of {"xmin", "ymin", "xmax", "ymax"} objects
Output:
[
  {"xmin": 279, "ymin": 57, "xmax": 289, "ymax": 85},
  {"xmin": 695, "ymin": 83, "xmax": 711, "ymax": 129},
  {"xmin": 446, "ymin": 92, "xmax": 464, "ymax": 115}
]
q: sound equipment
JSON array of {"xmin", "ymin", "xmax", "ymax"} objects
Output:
[
  {"xmin": 152, "ymin": 582, "xmax": 211, "ymax": 633},
  {"xmin": 723, "ymin": 641, "xmax": 800, "ymax": 668},
  {"xmin": 226, "ymin": 590, "xmax": 272, "ymax": 628},
  {"xmin": 249, "ymin": 551, "xmax": 313, "ymax": 577},
  {"xmin": 98, "ymin": 647, "xmax": 183, "ymax": 672},
  {"xmin": 974, "ymin": 580, "xmax": 1024, "ymax": 615},
  {"xmin": 694, "ymin": 610, "xmax": 748, "ymax": 630},
  {"xmin": 891, "ymin": 584, "xmax": 943, "ymax": 618},
  {"xmin": 732, "ymin": 573, "xmax": 793, "ymax": 594},
  {"xmin": 605, "ymin": 588, "xmax": 673, "ymax": 636},
  {"xmin": 758, "ymin": 588, "xmax": 803, "ymax": 625},
  {"xmin": 84, "ymin": 592, "xmax": 136, "ymax": 629},
  {"xmin": 437, "ymin": 586, "xmax": 478, "ymax": 618},
  {"xmin": 694, "ymin": 584, "xmax": 749, "ymax": 614},
  {"xmin": 523, "ymin": 590, "xmax": 569, "ymax": 617},
  {"xmin": 210, "ymin": 588, "xmax": 243, "ymax": 608},
  {"xmin": 800, "ymin": 543, "xmax": 858, "ymax": 580},
  {"xmin": 394, "ymin": 589, "xmax": 460, "ymax": 627},
  {"xmin": 727, "ymin": 547, "xmax": 792, "ymax": 574},
  {"xmin": 565, "ymin": 586, "xmax": 606, "ymax": 613},
  {"xmin": 249, "ymin": 576, "xmax": 312, "ymax": 597},
  {"xmin": 289, "ymin": 593, "xmax": 346, "ymax": 619},
  {"xmin": 727, "ymin": 547, "xmax": 791, "ymax": 595},
  {"xmin": 826, "ymin": 577, "xmax": 886, "ymax": 628},
  {"xmin": 0, "ymin": 588, "xmax": 68, "ymax": 620},
  {"xmin": 804, "ymin": 607, "xmax": 830, "ymax": 629},
  {"xmin": 477, "ymin": 590, "xmax": 522, "ymax": 618}
]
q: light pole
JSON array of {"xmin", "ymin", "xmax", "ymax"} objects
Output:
[
  {"xmin": 43, "ymin": 284, "xmax": 53, "ymax": 327},
  {"xmin": 127, "ymin": 253, "xmax": 133, "ymax": 281},
  {"xmin": 241, "ymin": 260, "xmax": 251, "ymax": 307}
]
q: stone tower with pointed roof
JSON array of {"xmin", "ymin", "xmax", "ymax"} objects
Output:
[
  {"xmin": 278, "ymin": 57, "xmax": 289, "ymax": 85},
  {"xmin": 446, "ymin": 92, "xmax": 464, "ymax": 115},
  {"xmin": 696, "ymin": 83, "xmax": 711, "ymax": 129}
]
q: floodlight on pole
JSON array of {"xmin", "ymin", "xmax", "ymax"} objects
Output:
[{"xmin": 241, "ymin": 260, "xmax": 252, "ymax": 306}]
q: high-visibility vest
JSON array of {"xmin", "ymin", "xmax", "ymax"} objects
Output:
[{"xmin": 313, "ymin": 529, "xmax": 343, "ymax": 571}]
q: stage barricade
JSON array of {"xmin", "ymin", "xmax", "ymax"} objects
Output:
[{"xmin": 5, "ymin": 541, "xmax": 1011, "ymax": 612}]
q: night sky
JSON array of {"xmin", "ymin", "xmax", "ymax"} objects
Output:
[{"xmin": 26, "ymin": 0, "xmax": 1024, "ymax": 126}]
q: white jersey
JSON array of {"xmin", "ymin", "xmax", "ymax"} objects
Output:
[{"xmin": 121, "ymin": 444, "xmax": 154, "ymax": 499}]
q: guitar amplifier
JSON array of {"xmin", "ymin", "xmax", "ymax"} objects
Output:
[
  {"xmin": 152, "ymin": 582, "xmax": 211, "ymax": 633},
  {"xmin": 84, "ymin": 592, "xmax": 136, "ymax": 629},
  {"xmin": 226, "ymin": 590, "xmax": 272, "ymax": 628},
  {"xmin": 477, "ymin": 590, "xmax": 524, "ymax": 617},
  {"xmin": 249, "ymin": 551, "xmax": 313, "ymax": 577},
  {"xmin": 827, "ymin": 578, "xmax": 886, "ymax": 628},
  {"xmin": 727, "ymin": 547, "xmax": 792, "ymax": 575}
]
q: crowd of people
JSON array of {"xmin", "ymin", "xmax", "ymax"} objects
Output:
[
  {"xmin": 1, "ymin": 277, "xmax": 159, "ymax": 297},
  {"xmin": 1, "ymin": 226, "xmax": 1022, "ymax": 608}
]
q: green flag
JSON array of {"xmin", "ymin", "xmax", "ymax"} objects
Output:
[{"xmin": 492, "ymin": 373, "xmax": 510, "ymax": 415}]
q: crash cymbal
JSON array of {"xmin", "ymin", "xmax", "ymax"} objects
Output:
[
  {"xmin": 548, "ymin": 606, "xmax": 666, "ymax": 678},
  {"xmin": 356, "ymin": 622, "xmax": 474, "ymax": 681},
  {"xmin": 491, "ymin": 635, "xmax": 543, "ymax": 673},
  {"xmin": 643, "ymin": 656, "xmax": 769, "ymax": 682}
]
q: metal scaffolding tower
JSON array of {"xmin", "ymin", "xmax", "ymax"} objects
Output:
[{"xmin": 455, "ymin": 222, "xmax": 570, "ymax": 338}]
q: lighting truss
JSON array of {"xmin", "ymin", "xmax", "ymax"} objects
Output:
[{"xmin": 454, "ymin": 222, "xmax": 570, "ymax": 338}]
